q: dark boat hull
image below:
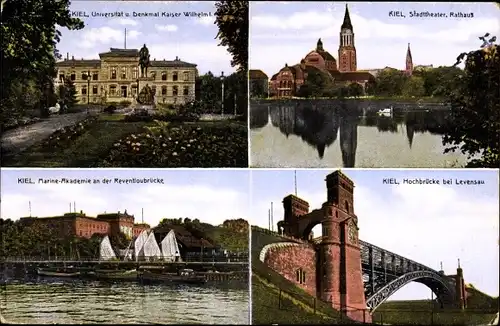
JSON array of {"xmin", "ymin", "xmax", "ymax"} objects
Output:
[{"xmin": 139, "ymin": 272, "xmax": 206, "ymax": 285}]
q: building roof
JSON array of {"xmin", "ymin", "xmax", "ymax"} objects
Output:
[
  {"xmin": 331, "ymin": 71, "xmax": 375, "ymax": 82},
  {"xmin": 341, "ymin": 4, "xmax": 353, "ymax": 31},
  {"xmin": 317, "ymin": 50, "xmax": 336, "ymax": 62},
  {"xmin": 150, "ymin": 57, "xmax": 197, "ymax": 68},
  {"xmin": 99, "ymin": 48, "xmax": 139, "ymax": 57},
  {"xmin": 270, "ymin": 73, "xmax": 279, "ymax": 81},
  {"xmin": 56, "ymin": 59, "xmax": 101, "ymax": 68},
  {"xmin": 249, "ymin": 69, "xmax": 268, "ymax": 79}
]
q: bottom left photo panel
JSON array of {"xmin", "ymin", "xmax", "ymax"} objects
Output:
[{"xmin": 0, "ymin": 168, "xmax": 250, "ymax": 325}]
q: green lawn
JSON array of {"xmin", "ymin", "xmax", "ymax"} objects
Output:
[
  {"xmin": 4, "ymin": 114, "xmax": 247, "ymax": 167},
  {"xmin": 4, "ymin": 114, "xmax": 152, "ymax": 167}
]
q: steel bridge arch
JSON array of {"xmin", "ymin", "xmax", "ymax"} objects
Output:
[{"xmin": 366, "ymin": 270, "xmax": 455, "ymax": 312}]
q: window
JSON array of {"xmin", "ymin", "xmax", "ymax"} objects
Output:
[
  {"xmin": 110, "ymin": 85, "xmax": 116, "ymax": 96},
  {"xmin": 173, "ymin": 85, "xmax": 178, "ymax": 96},
  {"xmin": 70, "ymin": 72, "xmax": 76, "ymax": 81},
  {"xmin": 82, "ymin": 72, "xmax": 87, "ymax": 80},
  {"xmin": 296, "ymin": 268, "xmax": 306, "ymax": 284},
  {"xmin": 59, "ymin": 73, "xmax": 65, "ymax": 80},
  {"xmin": 92, "ymin": 73, "xmax": 98, "ymax": 81},
  {"xmin": 183, "ymin": 72, "xmax": 189, "ymax": 81},
  {"xmin": 111, "ymin": 67, "xmax": 117, "ymax": 79},
  {"xmin": 81, "ymin": 86, "xmax": 87, "ymax": 95},
  {"xmin": 151, "ymin": 71, "xmax": 156, "ymax": 80},
  {"xmin": 173, "ymin": 72, "xmax": 178, "ymax": 81},
  {"xmin": 132, "ymin": 85, "xmax": 137, "ymax": 96},
  {"xmin": 152, "ymin": 86, "xmax": 157, "ymax": 95},
  {"xmin": 133, "ymin": 67, "xmax": 138, "ymax": 79},
  {"xmin": 92, "ymin": 85, "xmax": 98, "ymax": 94},
  {"xmin": 121, "ymin": 67, "xmax": 126, "ymax": 79},
  {"xmin": 161, "ymin": 86, "xmax": 167, "ymax": 95},
  {"xmin": 345, "ymin": 201, "xmax": 350, "ymax": 213},
  {"xmin": 161, "ymin": 72, "xmax": 167, "ymax": 81},
  {"xmin": 183, "ymin": 86, "xmax": 189, "ymax": 96}
]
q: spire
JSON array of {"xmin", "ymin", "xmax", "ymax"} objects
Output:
[
  {"xmin": 341, "ymin": 4, "xmax": 353, "ymax": 31},
  {"xmin": 458, "ymin": 258, "xmax": 461, "ymax": 269},
  {"xmin": 124, "ymin": 28, "xmax": 127, "ymax": 49},
  {"xmin": 406, "ymin": 43, "xmax": 412, "ymax": 61},
  {"xmin": 317, "ymin": 38, "xmax": 324, "ymax": 51}
]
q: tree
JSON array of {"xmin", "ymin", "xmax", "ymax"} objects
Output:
[
  {"xmin": 443, "ymin": 33, "xmax": 499, "ymax": 167},
  {"xmin": 198, "ymin": 71, "xmax": 221, "ymax": 111},
  {"xmin": 250, "ymin": 79, "xmax": 266, "ymax": 98},
  {"xmin": 302, "ymin": 69, "xmax": 333, "ymax": 97},
  {"xmin": 60, "ymin": 77, "xmax": 78, "ymax": 109},
  {"xmin": 373, "ymin": 69, "xmax": 408, "ymax": 96},
  {"xmin": 347, "ymin": 82, "xmax": 364, "ymax": 97},
  {"xmin": 1, "ymin": 0, "xmax": 84, "ymax": 122},
  {"xmin": 402, "ymin": 76, "xmax": 425, "ymax": 98},
  {"xmin": 214, "ymin": 1, "xmax": 248, "ymax": 72}
]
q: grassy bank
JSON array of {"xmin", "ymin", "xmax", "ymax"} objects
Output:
[
  {"xmin": 373, "ymin": 300, "xmax": 496, "ymax": 325},
  {"xmin": 251, "ymin": 227, "xmax": 356, "ymax": 324}
]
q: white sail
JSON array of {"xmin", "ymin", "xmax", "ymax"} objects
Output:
[
  {"xmin": 139, "ymin": 232, "xmax": 162, "ymax": 259},
  {"xmin": 161, "ymin": 230, "xmax": 182, "ymax": 262},
  {"xmin": 134, "ymin": 230, "xmax": 149, "ymax": 260},
  {"xmin": 99, "ymin": 235, "xmax": 116, "ymax": 261}
]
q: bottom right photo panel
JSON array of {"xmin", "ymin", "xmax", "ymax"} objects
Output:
[{"xmin": 250, "ymin": 169, "xmax": 499, "ymax": 325}]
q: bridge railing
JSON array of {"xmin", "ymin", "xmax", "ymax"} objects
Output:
[{"xmin": 251, "ymin": 226, "xmax": 314, "ymax": 247}]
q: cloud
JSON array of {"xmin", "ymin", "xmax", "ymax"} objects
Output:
[
  {"xmin": 155, "ymin": 24, "xmax": 178, "ymax": 32},
  {"xmin": 249, "ymin": 4, "xmax": 500, "ymax": 75},
  {"xmin": 77, "ymin": 26, "xmax": 141, "ymax": 49},
  {"xmin": 2, "ymin": 181, "xmax": 249, "ymax": 228},
  {"xmin": 115, "ymin": 18, "xmax": 139, "ymax": 26}
]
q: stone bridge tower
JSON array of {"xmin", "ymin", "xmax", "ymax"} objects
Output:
[{"xmin": 320, "ymin": 171, "xmax": 367, "ymax": 320}]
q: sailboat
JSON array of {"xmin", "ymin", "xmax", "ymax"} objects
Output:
[
  {"xmin": 138, "ymin": 232, "xmax": 162, "ymax": 261},
  {"xmin": 99, "ymin": 235, "xmax": 117, "ymax": 261},
  {"xmin": 160, "ymin": 230, "xmax": 182, "ymax": 262},
  {"xmin": 134, "ymin": 229, "xmax": 149, "ymax": 261}
]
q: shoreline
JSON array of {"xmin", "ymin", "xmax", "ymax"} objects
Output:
[{"xmin": 251, "ymin": 97, "xmax": 448, "ymax": 105}]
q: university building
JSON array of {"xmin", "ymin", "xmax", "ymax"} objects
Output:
[
  {"xmin": 267, "ymin": 5, "xmax": 419, "ymax": 98},
  {"xmin": 20, "ymin": 210, "xmax": 150, "ymax": 239},
  {"xmin": 55, "ymin": 47, "xmax": 198, "ymax": 105}
]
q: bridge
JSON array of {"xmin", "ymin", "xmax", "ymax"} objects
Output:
[{"xmin": 255, "ymin": 170, "xmax": 467, "ymax": 324}]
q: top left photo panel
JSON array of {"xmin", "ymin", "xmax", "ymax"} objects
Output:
[{"xmin": 1, "ymin": 0, "xmax": 249, "ymax": 168}]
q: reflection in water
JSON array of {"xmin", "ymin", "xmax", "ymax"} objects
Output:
[
  {"xmin": 250, "ymin": 100, "xmax": 460, "ymax": 168},
  {"xmin": 0, "ymin": 277, "xmax": 249, "ymax": 324}
]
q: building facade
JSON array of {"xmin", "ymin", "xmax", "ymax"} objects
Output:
[
  {"xmin": 20, "ymin": 210, "xmax": 151, "ymax": 239},
  {"xmin": 55, "ymin": 48, "xmax": 198, "ymax": 105}
]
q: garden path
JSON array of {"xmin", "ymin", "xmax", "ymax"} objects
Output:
[{"xmin": 1, "ymin": 111, "xmax": 98, "ymax": 156}]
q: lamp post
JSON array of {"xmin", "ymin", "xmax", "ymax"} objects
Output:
[
  {"xmin": 86, "ymin": 70, "xmax": 90, "ymax": 114},
  {"xmin": 220, "ymin": 71, "xmax": 225, "ymax": 116}
]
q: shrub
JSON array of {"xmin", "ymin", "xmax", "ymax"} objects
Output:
[
  {"xmin": 118, "ymin": 100, "xmax": 132, "ymax": 108},
  {"xmin": 101, "ymin": 121, "xmax": 248, "ymax": 167},
  {"xmin": 39, "ymin": 116, "xmax": 98, "ymax": 151},
  {"xmin": 104, "ymin": 105, "xmax": 117, "ymax": 114}
]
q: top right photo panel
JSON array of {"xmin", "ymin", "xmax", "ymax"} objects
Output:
[{"xmin": 249, "ymin": 2, "xmax": 499, "ymax": 169}]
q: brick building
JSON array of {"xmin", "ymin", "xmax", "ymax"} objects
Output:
[
  {"xmin": 20, "ymin": 210, "xmax": 150, "ymax": 239},
  {"xmin": 268, "ymin": 4, "xmax": 376, "ymax": 98}
]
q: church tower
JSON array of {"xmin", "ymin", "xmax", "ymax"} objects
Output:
[
  {"xmin": 405, "ymin": 43, "xmax": 413, "ymax": 76},
  {"xmin": 338, "ymin": 4, "xmax": 357, "ymax": 72}
]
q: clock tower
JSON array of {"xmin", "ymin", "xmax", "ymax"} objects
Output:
[{"xmin": 338, "ymin": 4, "xmax": 357, "ymax": 72}]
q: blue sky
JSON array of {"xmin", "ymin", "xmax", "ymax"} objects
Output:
[
  {"xmin": 1, "ymin": 169, "xmax": 249, "ymax": 227},
  {"xmin": 250, "ymin": 169, "xmax": 500, "ymax": 300},
  {"xmin": 57, "ymin": 1, "xmax": 233, "ymax": 75},
  {"xmin": 250, "ymin": 2, "xmax": 500, "ymax": 77}
]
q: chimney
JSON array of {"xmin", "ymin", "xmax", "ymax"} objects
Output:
[
  {"xmin": 66, "ymin": 53, "xmax": 69, "ymax": 60},
  {"xmin": 72, "ymin": 55, "xmax": 74, "ymax": 60}
]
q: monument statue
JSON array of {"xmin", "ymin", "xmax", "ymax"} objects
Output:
[
  {"xmin": 139, "ymin": 44, "xmax": 151, "ymax": 78},
  {"xmin": 137, "ymin": 83, "xmax": 154, "ymax": 105}
]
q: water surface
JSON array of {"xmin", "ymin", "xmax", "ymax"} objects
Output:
[
  {"xmin": 1, "ymin": 277, "xmax": 249, "ymax": 324},
  {"xmin": 250, "ymin": 100, "xmax": 467, "ymax": 168}
]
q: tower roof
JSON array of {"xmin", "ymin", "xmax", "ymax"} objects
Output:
[
  {"xmin": 341, "ymin": 4, "xmax": 353, "ymax": 31},
  {"xmin": 406, "ymin": 43, "xmax": 412, "ymax": 61}
]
